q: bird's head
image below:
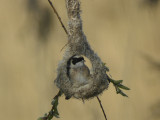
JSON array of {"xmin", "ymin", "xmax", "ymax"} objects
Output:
[
  {"xmin": 70, "ymin": 55, "xmax": 85, "ymax": 68},
  {"xmin": 67, "ymin": 55, "xmax": 85, "ymax": 69}
]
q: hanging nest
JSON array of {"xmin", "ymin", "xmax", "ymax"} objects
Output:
[{"xmin": 54, "ymin": 0, "xmax": 110, "ymax": 99}]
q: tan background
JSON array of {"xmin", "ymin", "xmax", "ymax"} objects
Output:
[{"xmin": 1, "ymin": 0, "xmax": 160, "ymax": 120}]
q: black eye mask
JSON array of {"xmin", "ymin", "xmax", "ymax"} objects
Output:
[{"xmin": 72, "ymin": 57, "xmax": 84, "ymax": 65}]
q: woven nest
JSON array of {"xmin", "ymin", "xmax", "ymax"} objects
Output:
[{"xmin": 54, "ymin": 0, "xmax": 110, "ymax": 99}]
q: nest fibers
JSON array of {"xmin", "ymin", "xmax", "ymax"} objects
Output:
[{"xmin": 55, "ymin": 0, "xmax": 110, "ymax": 99}]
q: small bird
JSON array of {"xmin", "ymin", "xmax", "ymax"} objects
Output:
[{"xmin": 67, "ymin": 55, "xmax": 90, "ymax": 88}]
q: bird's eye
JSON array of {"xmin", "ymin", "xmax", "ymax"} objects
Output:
[
  {"xmin": 72, "ymin": 60, "xmax": 77, "ymax": 65},
  {"xmin": 72, "ymin": 58, "xmax": 77, "ymax": 65}
]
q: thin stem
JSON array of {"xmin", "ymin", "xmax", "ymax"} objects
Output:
[
  {"xmin": 97, "ymin": 96, "xmax": 107, "ymax": 120},
  {"xmin": 48, "ymin": 0, "xmax": 68, "ymax": 35}
]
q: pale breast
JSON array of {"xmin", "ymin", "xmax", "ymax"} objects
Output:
[{"xmin": 70, "ymin": 65, "xmax": 90, "ymax": 87}]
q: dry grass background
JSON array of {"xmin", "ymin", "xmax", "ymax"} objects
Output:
[{"xmin": 0, "ymin": 0, "xmax": 160, "ymax": 120}]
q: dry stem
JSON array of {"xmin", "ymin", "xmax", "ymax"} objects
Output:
[
  {"xmin": 97, "ymin": 96, "xmax": 107, "ymax": 120},
  {"xmin": 48, "ymin": 0, "xmax": 68, "ymax": 35}
]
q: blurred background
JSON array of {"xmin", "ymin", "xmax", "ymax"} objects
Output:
[{"xmin": 0, "ymin": 0, "xmax": 160, "ymax": 120}]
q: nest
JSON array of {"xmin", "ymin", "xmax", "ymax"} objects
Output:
[{"xmin": 54, "ymin": 0, "xmax": 110, "ymax": 99}]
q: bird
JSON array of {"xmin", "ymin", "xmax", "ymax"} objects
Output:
[{"xmin": 67, "ymin": 55, "xmax": 90, "ymax": 89}]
